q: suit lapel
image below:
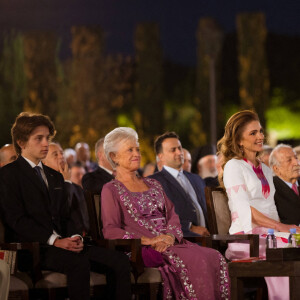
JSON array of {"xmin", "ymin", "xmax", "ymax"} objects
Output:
[
  {"xmin": 275, "ymin": 176, "xmax": 299, "ymax": 201},
  {"xmin": 183, "ymin": 171, "xmax": 208, "ymax": 219},
  {"xmin": 43, "ymin": 165, "xmax": 56, "ymax": 204},
  {"xmin": 18, "ymin": 156, "xmax": 49, "ymax": 196},
  {"xmin": 161, "ymin": 169, "xmax": 188, "ymax": 199}
]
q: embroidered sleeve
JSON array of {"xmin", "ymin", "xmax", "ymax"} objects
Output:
[
  {"xmin": 101, "ymin": 183, "xmax": 137, "ymax": 239},
  {"xmin": 223, "ymin": 159, "xmax": 252, "ymax": 233},
  {"xmin": 122, "ymin": 232, "xmax": 136, "ymax": 239}
]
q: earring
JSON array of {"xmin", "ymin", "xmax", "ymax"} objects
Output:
[{"xmin": 240, "ymin": 145, "xmax": 244, "ymax": 156}]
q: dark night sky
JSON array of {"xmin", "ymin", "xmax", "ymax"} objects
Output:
[{"xmin": 0, "ymin": 0, "xmax": 299, "ymax": 65}]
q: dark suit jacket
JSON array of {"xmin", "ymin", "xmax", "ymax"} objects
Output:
[
  {"xmin": 82, "ymin": 166, "xmax": 114, "ymax": 194},
  {"xmin": 0, "ymin": 156, "xmax": 79, "ymax": 244},
  {"xmin": 65, "ymin": 182, "xmax": 90, "ymax": 234},
  {"xmin": 273, "ymin": 176, "xmax": 300, "ymax": 225},
  {"xmin": 149, "ymin": 168, "xmax": 207, "ymax": 237}
]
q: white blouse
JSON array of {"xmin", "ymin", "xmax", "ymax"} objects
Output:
[{"xmin": 223, "ymin": 158, "xmax": 279, "ymax": 234}]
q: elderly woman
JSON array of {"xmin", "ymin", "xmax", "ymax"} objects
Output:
[
  {"xmin": 101, "ymin": 127, "xmax": 230, "ymax": 300},
  {"xmin": 218, "ymin": 110, "xmax": 300, "ymax": 300}
]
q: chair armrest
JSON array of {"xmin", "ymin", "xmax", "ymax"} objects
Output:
[
  {"xmin": 101, "ymin": 239, "xmax": 144, "ymax": 280},
  {"xmin": 185, "ymin": 236, "xmax": 212, "ymax": 247},
  {"xmin": 0, "ymin": 242, "xmax": 42, "ymax": 281},
  {"xmin": 211, "ymin": 234, "xmax": 259, "ymax": 257}
]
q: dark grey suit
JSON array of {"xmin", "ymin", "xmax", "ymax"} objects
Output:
[
  {"xmin": 273, "ymin": 176, "xmax": 300, "ymax": 225},
  {"xmin": 150, "ymin": 168, "xmax": 207, "ymax": 237}
]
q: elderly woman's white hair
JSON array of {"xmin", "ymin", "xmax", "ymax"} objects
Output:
[{"xmin": 104, "ymin": 127, "xmax": 139, "ymax": 168}]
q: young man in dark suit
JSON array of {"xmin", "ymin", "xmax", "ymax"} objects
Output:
[
  {"xmin": 0, "ymin": 112, "xmax": 131, "ymax": 300},
  {"xmin": 269, "ymin": 144, "xmax": 300, "ymax": 225},
  {"xmin": 150, "ymin": 132, "xmax": 210, "ymax": 237},
  {"xmin": 82, "ymin": 138, "xmax": 114, "ymax": 194}
]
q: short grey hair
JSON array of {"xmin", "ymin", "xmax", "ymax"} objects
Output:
[
  {"xmin": 104, "ymin": 127, "xmax": 138, "ymax": 168},
  {"xmin": 94, "ymin": 138, "xmax": 104, "ymax": 162},
  {"xmin": 269, "ymin": 143, "xmax": 293, "ymax": 168}
]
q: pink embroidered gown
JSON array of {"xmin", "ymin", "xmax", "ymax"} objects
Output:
[
  {"xmin": 223, "ymin": 158, "xmax": 289, "ymax": 300},
  {"xmin": 101, "ymin": 178, "xmax": 230, "ymax": 300}
]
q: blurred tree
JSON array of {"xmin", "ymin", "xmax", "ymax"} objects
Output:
[
  {"xmin": 134, "ymin": 23, "xmax": 164, "ymax": 151},
  {"xmin": 23, "ymin": 31, "xmax": 59, "ymax": 121},
  {"xmin": 0, "ymin": 31, "xmax": 26, "ymax": 146},
  {"xmin": 236, "ymin": 12, "xmax": 269, "ymax": 126},
  {"xmin": 56, "ymin": 26, "xmax": 133, "ymax": 151},
  {"xmin": 196, "ymin": 18, "xmax": 224, "ymax": 145}
]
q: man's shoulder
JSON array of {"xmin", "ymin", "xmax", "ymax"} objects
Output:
[
  {"xmin": 0, "ymin": 157, "xmax": 24, "ymax": 178},
  {"xmin": 273, "ymin": 176, "xmax": 286, "ymax": 187},
  {"xmin": 149, "ymin": 170, "xmax": 164, "ymax": 179},
  {"xmin": 83, "ymin": 167, "xmax": 111, "ymax": 179},
  {"xmin": 184, "ymin": 171, "xmax": 205, "ymax": 185}
]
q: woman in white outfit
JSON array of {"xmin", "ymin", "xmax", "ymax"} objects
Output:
[{"xmin": 218, "ymin": 110, "xmax": 300, "ymax": 300}]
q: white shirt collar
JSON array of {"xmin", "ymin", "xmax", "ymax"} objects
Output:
[
  {"xmin": 22, "ymin": 156, "xmax": 43, "ymax": 169},
  {"xmin": 280, "ymin": 178, "xmax": 299, "ymax": 189},
  {"xmin": 163, "ymin": 165, "xmax": 182, "ymax": 179},
  {"xmin": 99, "ymin": 165, "xmax": 113, "ymax": 175}
]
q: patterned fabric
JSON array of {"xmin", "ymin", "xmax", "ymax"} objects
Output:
[
  {"xmin": 223, "ymin": 159, "xmax": 279, "ymax": 234},
  {"xmin": 243, "ymin": 158, "xmax": 270, "ymax": 199},
  {"xmin": 101, "ymin": 178, "xmax": 230, "ymax": 299},
  {"xmin": 224, "ymin": 159, "xmax": 289, "ymax": 300}
]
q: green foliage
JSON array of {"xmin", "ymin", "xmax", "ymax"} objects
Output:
[{"xmin": 266, "ymin": 88, "xmax": 300, "ymax": 140}]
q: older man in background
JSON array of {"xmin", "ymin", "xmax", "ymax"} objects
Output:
[
  {"xmin": 192, "ymin": 145, "xmax": 218, "ymax": 187},
  {"xmin": 82, "ymin": 138, "xmax": 114, "ymax": 194},
  {"xmin": 269, "ymin": 144, "xmax": 300, "ymax": 225},
  {"xmin": 0, "ymin": 144, "xmax": 17, "ymax": 168},
  {"xmin": 182, "ymin": 148, "xmax": 192, "ymax": 172},
  {"xmin": 43, "ymin": 143, "xmax": 89, "ymax": 235},
  {"xmin": 75, "ymin": 142, "xmax": 97, "ymax": 172}
]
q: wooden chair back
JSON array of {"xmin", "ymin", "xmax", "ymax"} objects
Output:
[
  {"xmin": 84, "ymin": 191, "xmax": 103, "ymax": 241},
  {"xmin": 205, "ymin": 186, "xmax": 231, "ymax": 235}
]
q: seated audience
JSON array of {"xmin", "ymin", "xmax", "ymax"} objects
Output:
[
  {"xmin": 260, "ymin": 144, "xmax": 273, "ymax": 166},
  {"xmin": 182, "ymin": 148, "xmax": 192, "ymax": 172},
  {"xmin": 192, "ymin": 145, "xmax": 219, "ymax": 187},
  {"xmin": 101, "ymin": 127, "xmax": 230, "ymax": 299},
  {"xmin": 64, "ymin": 148, "xmax": 77, "ymax": 168},
  {"xmin": 70, "ymin": 163, "xmax": 86, "ymax": 188},
  {"xmin": 0, "ymin": 112, "xmax": 131, "ymax": 300},
  {"xmin": 0, "ymin": 144, "xmax": 17, "ymax": 167},
  {"xmin": 218, "ymin": 110, "xmax": 300, "ymax": 300},
  {"xmin": 43, "ymin": 142, "xmax": 89, "ymax": 235},
  {"xmin": 82, "ymin": 138, "xmax": 114, "ymax": 194},
  {"xmin": 75, "ymin": 142, "xmax": 98, "ymax": 172},
  {"xmin": 150, "ymin": 132, "xmax": 209, "ymax": 237},
  {"xmin": 269, "ymin": 144, "xmax": 300, "ymax": 225}
]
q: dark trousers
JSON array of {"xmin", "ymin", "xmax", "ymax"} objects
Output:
[{"xmin": 40, "ymin": 244, "xmax": 131, "ymax": 300}]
